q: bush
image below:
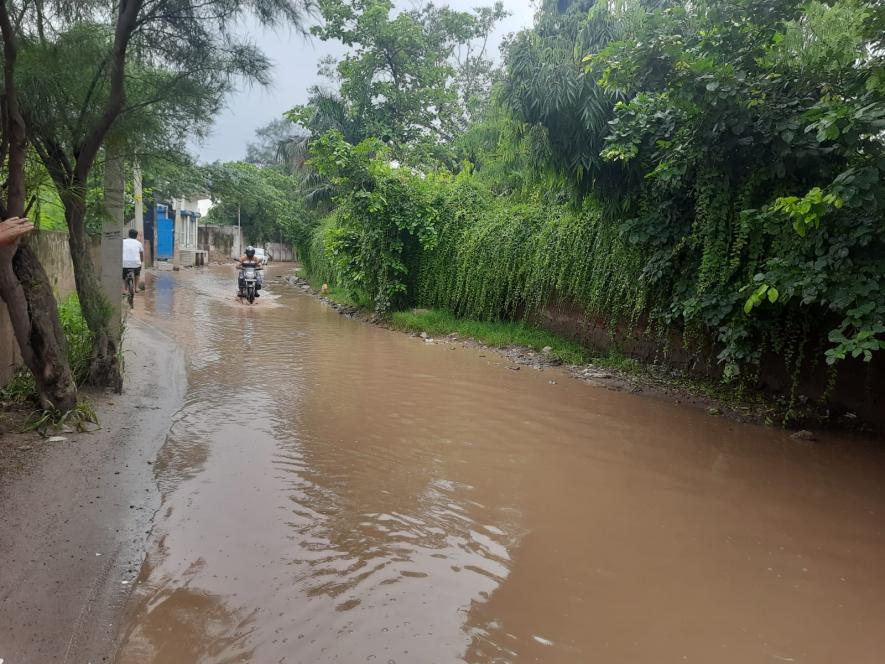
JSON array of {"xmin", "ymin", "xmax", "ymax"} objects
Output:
[{"xmin": 309, "ymin": 132, "xmax": 440, "ymax": 312}]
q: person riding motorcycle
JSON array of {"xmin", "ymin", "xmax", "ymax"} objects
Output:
[{"xmin": 237, "ymin": 246, "xmax": 264, "ymax": 298}]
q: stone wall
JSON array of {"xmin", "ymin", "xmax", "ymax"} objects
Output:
[
  {"xmin": 264, "ymin": 242, "xmax": 297, "ymax": 262},
  {"xmin": 198, "ymin": 225, "xmax": 298, "ymax": 263},
  {"xmin": 199, "ymin": 225, "xmax": 241, "ymax": 262},
  {"xmin": 1, "ymin": 231, "xmax": 99, "ymax": 386}
]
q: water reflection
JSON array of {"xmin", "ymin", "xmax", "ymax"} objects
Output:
[{"xmin": 117, "ymin": 560, "xmax": 257, "ymax": 663}]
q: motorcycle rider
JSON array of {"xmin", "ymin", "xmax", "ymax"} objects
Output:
[{"xmin": 237, "ymin": 246, "xmax": 264, "ymax": 298}]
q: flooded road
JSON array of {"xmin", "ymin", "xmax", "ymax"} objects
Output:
[{"xmin": 115, "ymin": 266, "xmax": 885, "ymax": 664}]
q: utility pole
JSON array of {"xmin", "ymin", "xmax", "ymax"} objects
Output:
[
  {"xmin": 134, "ymin": 161, "xmax": 144, "ymax": 236},
  {"xmin": 101, "ymin": 140, "xmax": 124, "ymax": 335},
  {"xmin": 133, "ymin": 161, "xmax": 144, "ymax": 289},
  {"xmin": 237, "ymin": 204, "xmax": 241, "ymax": 260}
]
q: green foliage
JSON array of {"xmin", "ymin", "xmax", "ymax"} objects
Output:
[
  {"xmin": 417, "ymin": 178, "xmax": 645, "ymax": 323},
  {"xmin": 204, "ymin": 161, "xmax": 312, "ymax": 247},
  {"xmin": 33, "ymin": 185, "xmax": 67, "ymax": 231},
  {"xmin": 58, "ymin": 295, "xmax": 94, "ymax": 386},
  {"xmin": 302, "ymin": 215, "xmax": 343, "ymax": 288},
  {"xmin": 390, "ymin": 308, "xmax": 589, "ymax": 365},
  {"xmin": 22, "ymin": 400, "xmax": 98, "ymax": 436},
  {"xmin": 580, "ymin": 0, "xmax": 885, "ymax": 377},
  {"xmin": 295, "ymin": 0, "xmax": 885, "ymax": 396},
  {"xmin": 309, "ymin": 132, "xmax": 440, "ymax": 312},
  {"xmin": 309, "ymin": 0, "xmax": 507, "ymax": 164},
  {"xmin": 502, "ymin": 0, "xmax": 632, "ymax": 194}
]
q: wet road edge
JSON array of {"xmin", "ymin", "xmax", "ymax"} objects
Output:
[{"xmin": 0, "ymin": 316, "xmax": 186, "ymax": 664}]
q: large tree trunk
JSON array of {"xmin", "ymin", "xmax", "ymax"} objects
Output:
[
  {"xmin": 43, "ymin": 0, "xmax": 143, "ymax": 393},
  {"xmin": 0, "ymin": 0, "xmax": 77, "ymax": 411},
  {"xmin": 64, "ymin": 191, "xmax": 122, "ymax": 391},
  {"xmin": 0, "ymin": 242, "xmax": 77, "ymax": 411}
]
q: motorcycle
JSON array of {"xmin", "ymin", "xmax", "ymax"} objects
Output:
[{"xmin": 238, "ymin": 261, "xmax": 260, "ymax": 304}]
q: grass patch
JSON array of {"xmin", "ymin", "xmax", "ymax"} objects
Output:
[
  {"xmin": 303, "ymin": 271, "xmax": 373, "ymax": 310},
  {"xmin": 390, "ymin": 308, "xmax": 590, "ymax": 365},
  {"xmin": 592, "ymin": 350, "xmax": 642, "ymax": 374},
  {"xmin": 323, "ymin": 286, "xmax": 371, "ymax": 309},
  {"xmin": 22, "ymin": 401, "xmax": 98, "ymax": 435}
]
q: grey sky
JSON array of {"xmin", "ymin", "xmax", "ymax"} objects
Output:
[{"xmin": 195, "ymin": 1, "xmax": 538, "ymax": 164}]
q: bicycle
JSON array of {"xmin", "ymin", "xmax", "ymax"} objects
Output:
[{"xmin": 124, "ymin": 268, "xmax": 136, "ymax": 309}]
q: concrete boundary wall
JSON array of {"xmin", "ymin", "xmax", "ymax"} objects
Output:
[
  {"xmin": 198, "ymin": 225, "xmax": 297, "ymax": 263},
  {"xmin": 536, "ymin": 300, "xmax": 885, "ymax": 427}
]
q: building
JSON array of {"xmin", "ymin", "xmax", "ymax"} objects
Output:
[{"xmin": 149, "ymin": 197, "xmax": 207, "ymax": 268}]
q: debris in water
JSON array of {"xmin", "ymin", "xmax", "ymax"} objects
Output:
[
  {"xmin": 532, "ymin": 635, "xmax": 554, "ymax": 646},
  {"xmin": 790, "ymin": 430, "xmax": 817, "ymax": 442}
]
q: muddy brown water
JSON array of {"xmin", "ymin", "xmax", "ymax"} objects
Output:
[{"xmin": 114, "ymin": 267, "xmax": 885, "ymax": 664}]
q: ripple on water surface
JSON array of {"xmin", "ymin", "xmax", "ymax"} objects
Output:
[{"xmin": 117, "ymin": 267, "xmax": 885, "ymax": 664}]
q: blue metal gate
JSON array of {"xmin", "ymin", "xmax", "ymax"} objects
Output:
[{"xmin": 156, "ymin": 204, "xmax": 174, "ymax": 259}]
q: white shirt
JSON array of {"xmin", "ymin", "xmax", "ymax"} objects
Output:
[{"xmin": 122, "ymin": 238, "xmax": 143, "ymax": 268}]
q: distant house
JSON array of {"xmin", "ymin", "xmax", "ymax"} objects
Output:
[{"xmin": 150, "ymin": 197, "xmax": 207, "ymax": 268}]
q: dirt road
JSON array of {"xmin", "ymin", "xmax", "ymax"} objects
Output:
[
  {"xmin": 3, "ymin": 266, "xmax": 885, "ymax": 663},
  {"xmin": 120, "ymin": 267, "xmax": 885, "ymax": 664},
  {"xmin": 0, "ymin": 317, "xmax": 186, "ymax": 663}
]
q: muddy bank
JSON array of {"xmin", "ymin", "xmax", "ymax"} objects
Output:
[
  {"xmin": 277, "ymin": 272, "xmax": 872, "ymax": 435},
  {"xmin": 0, "ymin": 317, "xmax": 185, "ymax": 663}
]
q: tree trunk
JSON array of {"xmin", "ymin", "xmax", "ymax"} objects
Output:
[
  {"xmin": 64, "ymin": 191, "xmax": 122, "ymax": 391},
  {"xmin": 0, "ymin": 242, "xmax": 77, "ymax": 411},
  {"xmin": 0, "ymin": 0, "xmax": 77, "ymax": 411}
]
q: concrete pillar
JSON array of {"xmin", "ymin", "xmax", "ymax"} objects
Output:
[
  {"xmin": 101, "ymin": 141, "xmax": 124, "ymax": 334},
  {"xmin": 172, "ymin": 199, "xmax": 181, "ymax": 269},
  {"xmin": 133, "ymin": 161, "xmax": 145, "ymax": 289}
]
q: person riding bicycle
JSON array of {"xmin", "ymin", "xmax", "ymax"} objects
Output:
[
  {"xmin": 237, "ymin": 246, "xmax": 264, "ymax": 298},
  {"xmin": 122, "ymin": 228, "xmax": 144, "ymax": 293}
]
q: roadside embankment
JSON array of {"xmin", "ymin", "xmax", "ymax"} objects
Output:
[{"xmin": 0, "ymin": 316, "xmax": 185, "ymax": 663}]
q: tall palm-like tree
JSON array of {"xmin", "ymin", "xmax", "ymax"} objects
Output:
[
  {"xmin": 282, "ymin": 87, "xmax": 368, "ymax": 210},
  {"xmin": 503, "ymin": 0, "xmax": 632, "ymax": 193}
]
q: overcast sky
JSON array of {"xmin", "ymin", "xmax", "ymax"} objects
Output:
[{"xmin": 194, "ymin": 1, "xmax": 538, "ymax": 164}]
